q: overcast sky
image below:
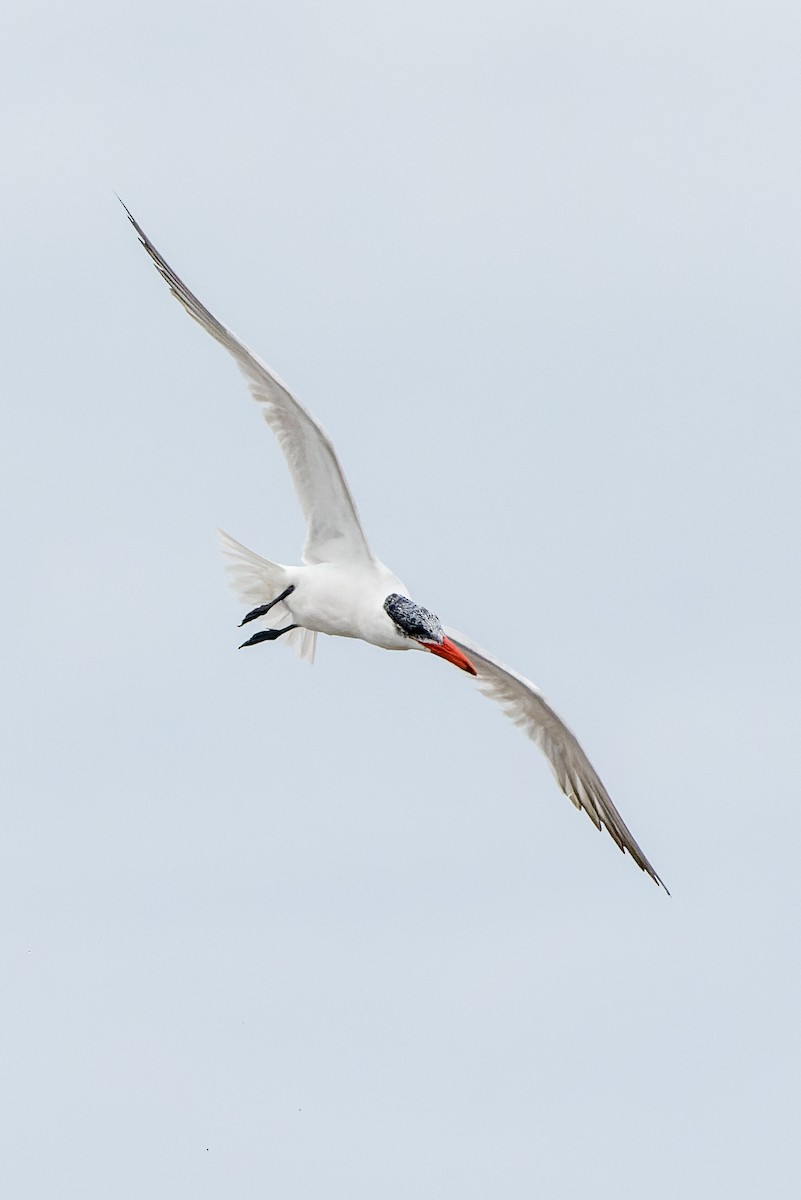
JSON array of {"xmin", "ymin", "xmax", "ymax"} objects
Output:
[{"xmin": 3, "ymin": 1, "xmax": 801, "ymax": 1196}]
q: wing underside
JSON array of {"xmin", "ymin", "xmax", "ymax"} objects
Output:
[
  {"xmin": 446, "ymin": 628, "xmax": 667, "ymax": 890},
  {"xmin": 125, "ymin": 204, "xmax": 374, "ymax": 568}
]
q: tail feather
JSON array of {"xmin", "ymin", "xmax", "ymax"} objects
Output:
[
  {"xmin": 284, "ymin": 625, "xmax": 317, "ymax": 663},
  {"xmin": 218, "ymin": 529, "xmax": 286, "ymax": 602},
  {"xmin": 217, "ymin": 529, "xmax": 317, "ymax": 663}
]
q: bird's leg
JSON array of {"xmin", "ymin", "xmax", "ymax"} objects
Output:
[
  {"xmin": 239, "ymin": 584, "xmax": 296, "ymax": 628},
  {"xmin": 239, "ymin": 624, "xmax": 299, "ymax": 649}
]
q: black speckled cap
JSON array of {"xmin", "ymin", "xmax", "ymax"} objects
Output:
[{"xmin": 383, "ymin": 594, "xmax": 444, "ymax": 644}]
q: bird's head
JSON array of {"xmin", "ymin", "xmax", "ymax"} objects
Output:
[{"xmin": 383, "ymin": 594, "xmax": 477, "ymax": 675}]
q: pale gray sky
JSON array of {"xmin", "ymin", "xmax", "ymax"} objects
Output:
[{"xmin": 2, "ymin": 2, "xmax": 800, "ymax": 1196}]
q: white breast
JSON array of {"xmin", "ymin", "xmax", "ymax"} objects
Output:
[{"xmin": 284, "ymin": 560, "xmax": 414, "ymax": 650}]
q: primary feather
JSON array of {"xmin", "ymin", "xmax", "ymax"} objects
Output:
[
  {"xmin": 123, "ymin": 202, "xmax": 373, "ymax": 568},
  {"xmin": 446, "ymin": 629, "xmax": 667, "ymax": 890}
]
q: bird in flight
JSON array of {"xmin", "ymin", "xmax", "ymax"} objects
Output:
[{"xmin": 124, "ymin": 203, "xmax": 667, "ymax": 892}]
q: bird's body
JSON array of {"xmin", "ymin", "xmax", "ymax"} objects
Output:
[
  {"xmin": 258, "ymin": 555, "xmax": 414, "ymax": 649},
  {"xmin": 125, "ymin": 202, "xmax": 667, "ymax": 891},
  {"xmin": 291, "ymin": 562, "xmax": 409, "ymax": 647}
]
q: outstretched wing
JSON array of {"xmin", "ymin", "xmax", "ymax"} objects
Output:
[
  {"xmin": 446, "ymin": 629, "xmax": 667, "ymax": 891},
  {"xmin": 124, "ymin": 203, "xmax": 373, "ymax": 567}
]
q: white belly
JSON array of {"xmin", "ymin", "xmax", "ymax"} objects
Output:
[{"xmin": 285, "ymin": 560, "xmax": 414, "ymax": 650}]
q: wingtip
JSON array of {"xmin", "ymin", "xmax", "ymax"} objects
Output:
[
  {"xmin": 117, "ymin": 195, "xmax": 150, "ymax": 249},
  {"xmin": 116, "ymin": 193, "xmax": 134, "ymax": 223},
  {"xmin": 635, "ymin": 854, "xmax": 670, "ymax": 895},
  {"xmin": 610, "ymin": 824, "xmax": 669, "ymax": 894},
  {"xmin": 639, "ymin": 856, "xmax": 670, "ymax": 895}
]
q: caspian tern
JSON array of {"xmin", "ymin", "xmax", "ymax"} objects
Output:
[{"xmin": 125, "ymin": 203, "xmax": 667, "ymax": 892}]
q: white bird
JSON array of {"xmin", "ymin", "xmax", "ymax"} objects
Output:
[{"xmin": 124, "ymin": 203, "xmax": 667, "ymax": 892}]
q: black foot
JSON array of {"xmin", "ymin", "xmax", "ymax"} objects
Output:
[
  {"xmin": 239, "ymin": 624, "xmax": 299, "ymax": 649},
  {"xmin": 239, "ymin": 584, "xmax": 296, "ymax": 628}
]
